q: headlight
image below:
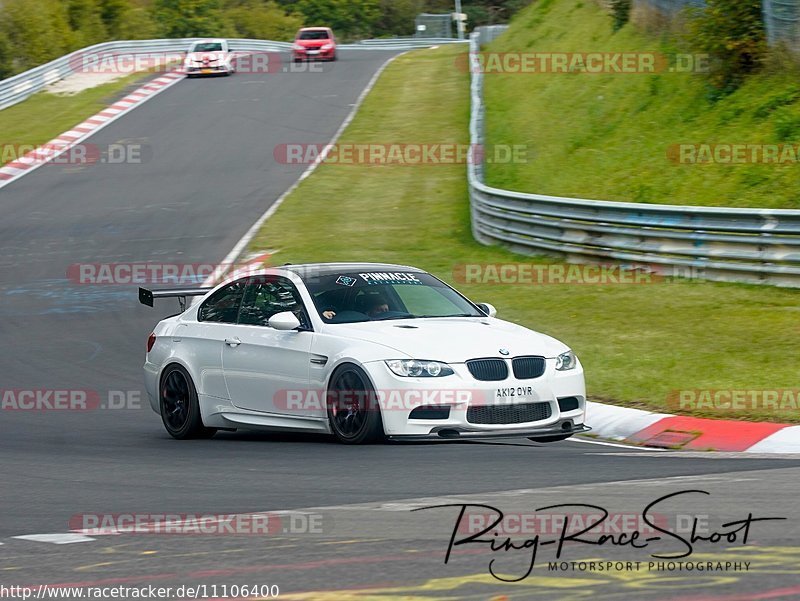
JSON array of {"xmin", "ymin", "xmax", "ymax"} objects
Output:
[
  {"xmin": 321, "ymin": 43, "xmax": 333, "ymax": 50},
  {"xmin": 293, "ymin": 43, "xmax": 305, "ymax": 51},
  {"xmin": 555, "ymin": 350, "xmax": 577, "ymax": 371},
  {"xmin": 385, "ymin": 359, "xmax": 454, "ymax": 377}
]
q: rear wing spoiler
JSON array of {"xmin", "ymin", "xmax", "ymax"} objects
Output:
[{"xmin": 139, "ymin": 287, "xmax": 213, "ymax": 311}]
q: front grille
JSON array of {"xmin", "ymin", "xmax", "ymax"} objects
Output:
[
  {"xmin": 466, "ymin": 358, "xmax": 508, "ymax": 381},
  {"xmin": 467, "ymin": 402, "xmax": 552, "ymax": 425},
  {"xmin": 512, "ymin": 356, "xmax": 546, "ymax": 379}
]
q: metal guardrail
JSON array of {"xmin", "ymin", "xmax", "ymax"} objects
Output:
[
  {"xmin": 0, "ymin": 38, "xmax": 287, "ymax": 111},
  {"xmin": 468, "ymin": 28, "xmax": 800, "ymax": 287},
  {"xmin": 0, "ymin": 37, "xmax": 464, "ymax": 111},
  {"xmin": 352, "ymin": 37, "xmax": 464, "ymax": 46}
]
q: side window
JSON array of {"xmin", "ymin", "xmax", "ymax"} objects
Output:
[
  {"xmin": 197, "ymin": 280, "xmax": 247, "ymax": 323},
  {"xmin": 238, "ymin": 277, "xmax": 310, "ymax": 329}
]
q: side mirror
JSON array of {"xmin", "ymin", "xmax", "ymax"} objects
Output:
[
  {"xmin": 268, "ymin": 311, "xmax": 301, "ymax": 331},
  {"xmin": 476, "ymin": 303, "xmax": 497, "ymax": 318}
]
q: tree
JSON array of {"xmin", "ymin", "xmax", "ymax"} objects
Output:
[
  {"xmin": 152, "ymin": 0, "xmax": 232, "ymax": 38},
  {"xmin": 294, "ymin": 0, "xmax": 379, "ymax": 40},
  {"xmin": 115, "ymin": 7, "xmax": 162, "ymax": 39},
  {"xmin": 66, "ymin": 0, "xmax": 109, "ymax": 46},
  {"xmin": 0, "ymin": 30, "xmax": 13, "ymax": 79},
  {"xmin": 225, "ymin": 0, "xmax": 303, "ymax": 40},
  {"xmin": 0, "ymin": 0, "xmax": 75, "ymax": 72},
  {"xmin": 372, "ymin": 0, "xmax": 423, "ymax": 38}
]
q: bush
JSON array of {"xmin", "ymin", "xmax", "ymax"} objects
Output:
[
  {"xmin": 610, "ymin": 0, "xmax": 631, "ymax": 31},
  {"xmin": 689, "ymin": 0, "xmax": 766, "ymax": 93}
]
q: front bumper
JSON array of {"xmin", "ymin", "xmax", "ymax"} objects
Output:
[
  {"xmin": 185, "ymin": 65, "xmax": 231, "ymax": 75},
  {"xmin": 389, "ymin": 423, "xmax": 591, "ymax": 441},
  {"xmin": 364, "ymin": 359, "xmax": 587, "ymax": 438},
  {"xmin": 293, "ymin": 48, "xmax": 335, "ymax": 60}
]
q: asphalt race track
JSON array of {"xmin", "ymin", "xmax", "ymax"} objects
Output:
[{"xmin": 1, "ymin": 50, "xmax": 800, "ymax": 600}]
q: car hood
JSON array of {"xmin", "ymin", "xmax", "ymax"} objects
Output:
[{"xmin": 328, "ymin": 317, "xmax": 569, "ymax": 363}]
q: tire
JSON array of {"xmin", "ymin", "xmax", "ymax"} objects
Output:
[
  {"xmin": 326, "ymin": 364, "xmax": 384, "ymax": 444},
  {"xmin": 160, "ymin": 364, "xmax": 216, "ymax": 439},
  {"xmin": 528, "ymin": 434, "xmax": 573, "ymax": 443}
]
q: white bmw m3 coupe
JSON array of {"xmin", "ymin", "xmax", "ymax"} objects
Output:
[{"xmin": 141, "ymin": 263, "xmax": 588, "ymax": 444}]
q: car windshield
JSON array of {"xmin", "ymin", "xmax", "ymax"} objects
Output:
[
  {"xmin": 192, "ymin": 42, "xmax": 223, "ymax": 52},
  {"xmin": 303, "ymin": 270, "xmax": 483, "ymax": 324},
  {"xmin": 298, "ymin": 31, "xmax": 330, "ymax": 40}
]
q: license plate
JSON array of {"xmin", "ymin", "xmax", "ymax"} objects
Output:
[
  {"xmin": 307, "ymin": 50, "xmax": 319, "ymax": 55},
  {"xmin": 495, "ymin": 386, "xmax": 537, "ymax": 403},
  {"xmin": 201, "ymin": 68, "xmax": 212, "ymax": 74}
]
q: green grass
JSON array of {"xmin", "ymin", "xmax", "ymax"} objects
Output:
[
  {"xmin": 0, "ymin": 71, "xmax": 153, "ymax": 162},
  {"xmin": 249, "ymin": 44, "xmax": 800, "ymax": 423},
  {"xmin": 483, "ymin": 0, "xmax": 800, "ymax": 209}
]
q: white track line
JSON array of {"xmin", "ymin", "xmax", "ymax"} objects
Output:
[
  {"xmin": 12, "ymin": 534, "xmax": 95, "ymax": 545},
  {"xmin": 570, "ymin": 437, "xmax": 668, "ymax": 451},
  {"xmin": 14, "ymin": 471, "xmax": 768, "ymax": 544},
  {"xmin": 203, "ymin": 50, "xmax": 411, "ymax": 286},
  {"xmin": 0, "ymin": 72, "xmax": 184, "ymax": 191}
]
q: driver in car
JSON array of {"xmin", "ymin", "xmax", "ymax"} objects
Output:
[
  {"xmin": 367, "ymin": 296, "xmax": 389, "ymax": 317},
  {"xmin": 322, "ymin": 293, "xmax": 389, "ymax": 320}
]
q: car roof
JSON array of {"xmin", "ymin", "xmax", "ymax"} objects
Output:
[
  {"xmin": 299, "ymin": 27, "xmax": 331, "ymax": 31},
  {"xmin": 282, "ymin": 262, "xmax": 425, "ymax": 278}
]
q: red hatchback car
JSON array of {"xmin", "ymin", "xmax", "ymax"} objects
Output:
[{"xmin": 292, "ymin": 27, "xmax": 337, "ymax": 62}]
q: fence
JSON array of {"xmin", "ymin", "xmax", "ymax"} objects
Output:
[
  {"xmin": 0, "ymin": 37, "xmax": 465, "ymax": 111},
  {"xmin": 633, "ymin": 0, "xmax": 704, "ymax": 14},
  {"xmin": 469, "ymin": 27, "xmax": 800, "ymax": 287},
  {"xmin": 763, "ymin": 0, "xmax": 800, "ymax": 49},
  {"xmin": 631, "ymin": 0, "xmax": 800, "ymax": 52},
  {"xmin": 415, "ymin": 13, "xmax": 454, "ymax": 39}
]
